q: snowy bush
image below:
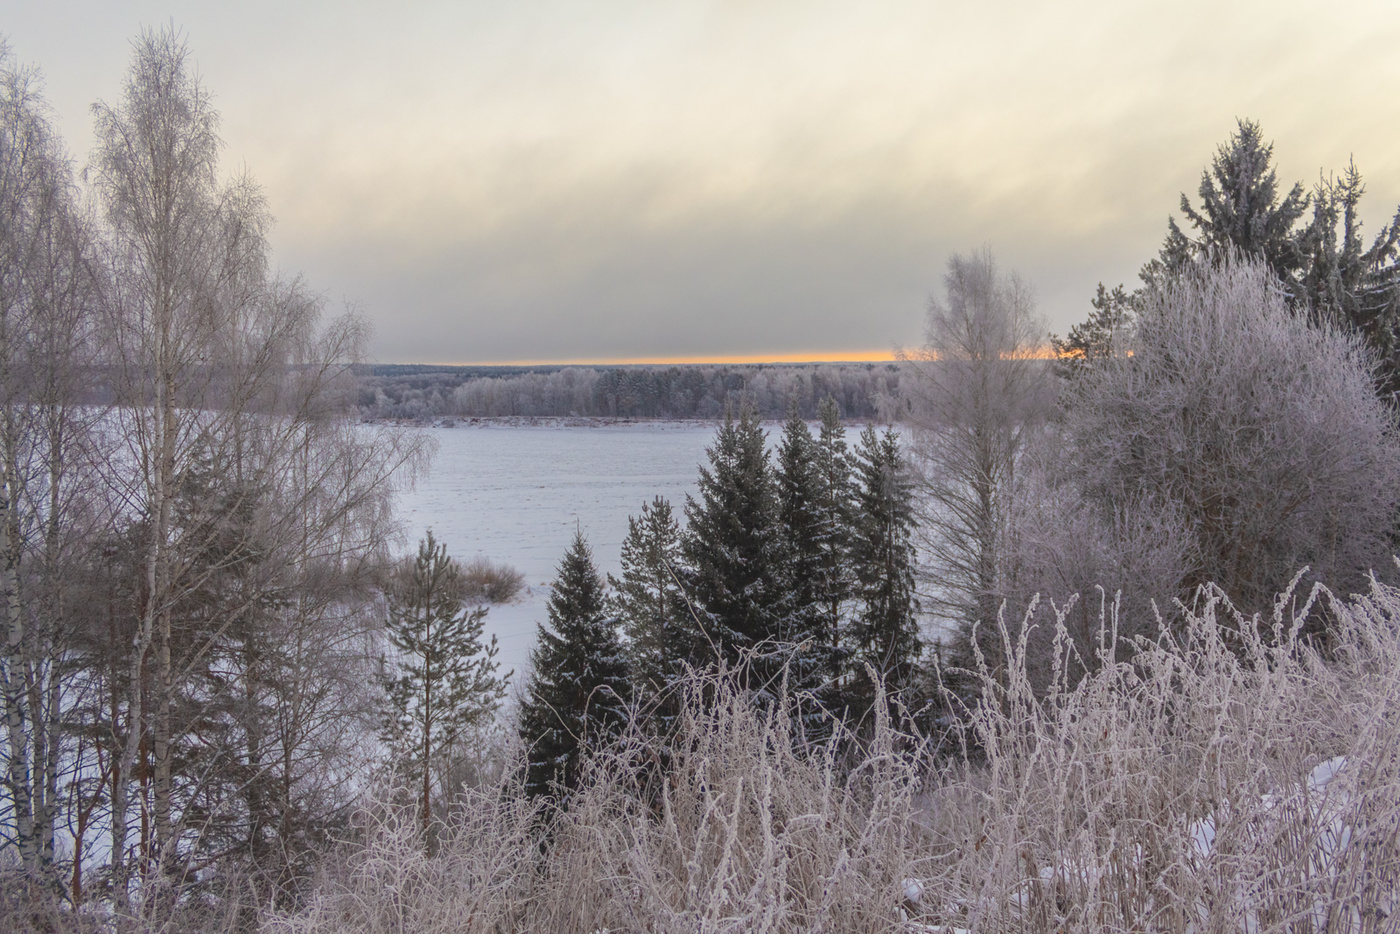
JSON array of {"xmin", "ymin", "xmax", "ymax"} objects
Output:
[
  {"xmin": 457, "ymin": 555, "xmax": 526, "ymax": 604},
  {"xmin": 1055, "ymin": 254, "xmax": 1400, "ymax": 618},
  {"xmin": 924, "ymin": 577, "xmax": 1399, "ymax": 932}
]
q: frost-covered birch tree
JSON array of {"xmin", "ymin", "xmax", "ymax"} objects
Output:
[
  {"xmin": 903, "ymin": 249, "xmax": 1051, "ymax": 682},
  {"xmin": 89, "ymin": 26, "xmax": 426, "ymax": 905},
  {"xmin": 0, "ymin": 42, "xmax": 102, "ymax": 885}
]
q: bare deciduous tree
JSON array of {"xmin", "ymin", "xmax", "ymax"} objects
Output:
[
  {"xmin": 901, "ymin": 248, "xmax": 1052, "ymax": 683},
  {"xmin": 0, "ymin": 41, "xmax": 103, "ymax": 886},
  {"xmin": 88, "ymin": 27, "xmax": 429, "ymax": 907}
]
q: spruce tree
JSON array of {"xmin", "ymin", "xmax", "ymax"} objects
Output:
[
  {"xmin": 681, "ymin": 405, "xmax": 787, "ymax": 692},
  {"xmin": 519, "ymin": 532, "xmax": 631, "ymax": 800},
  {"xmin": 1147, "ymin": 118, "xmax": 1310, "ymax": 291},
  {"xmin": 1139, "ymin": 120, "xmax": 1400, "ymax": 395},
  {"xmin": 379, "ymin": 532, "xmax": 509, "ymax": 836},
  {"xmin": 774, "ymin": 402, "xmax": 833, "ymax": 711},
  {"xmin": 847, "ymin": 426, "xmax": 921, "ymax": 719},
  {"xmin": 1301, "ymin": 161, "xmax": 1400, "ymax": 396},
  {"xmin": 812, "ymin": 396, "xmax": 856, "ymax": 693},
  {"xmin": 607, "ymin": 497, "xmax": 694, "ymax": 726}
]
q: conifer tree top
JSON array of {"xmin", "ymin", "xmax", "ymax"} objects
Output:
[{"xmin": 547, "ymin": 530, "xmax": 606, "ymax": 629}]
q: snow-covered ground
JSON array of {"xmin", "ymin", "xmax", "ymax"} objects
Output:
[{"xmin": 394, "ymin": 421, "xmax": 720, "ymax": 677}]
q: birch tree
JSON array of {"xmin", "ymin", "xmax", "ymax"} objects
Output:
[
  {"xmin": 902, "ymin": 249, "xmax": 1051, "ymax": 682},
  {"xmin": 90, "ymin": 27, "xmax": 426, "ymax": 904},
  {"xmin": 0, "ymin": 42, "xmax": 102, "ymax": 886}
]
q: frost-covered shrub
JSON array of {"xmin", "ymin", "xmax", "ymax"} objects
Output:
[
  {"xmin": 997, "ymin": 437, "xmax": 1199, "ymax": 688},
  {"xmin": 922, "ymin": 575, "xmax": 1400, "ymax": 933},
  {"xmin": 1056, "ymin": 255, "xmax": 1400, "ymax": 618},
  {"xmin": 457, "ymin": 555, "xmax": 526, "ymax": 604},
  {"xmin": 275, "ymin": 573, "xmax": 1400, "ymax": 934}
]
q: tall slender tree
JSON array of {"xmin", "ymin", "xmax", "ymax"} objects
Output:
[
  {"xmin": 91, "ymin": 27, "xmax": 264, "ymax": 894},
  {"xmin": 519, "ymin": 532, "xmax": 630, "ymax": 801},
  {"xmin": 904, "ymin": 249, "xmax": 1050, "ymax": 687},
  {"xmin": 0, "ymin": 42, "xmax": 102, "ymax": 886},
  {"xmin": 812, "ymin": 396, "xmax": 855, "ymax": 695},
  {"xmin": 681, "ymin": 406, "xmax": 787, "ymax": 692},
  {"xmin": 774, "ymin": 404, "xmax": 832, "ymax": 715},
  {"xmin": 379, "ymin": 532, "xmax": 508, "ymax": 840},
  {"xmin": 607, "ymin": 497, "xmax": 693, "ymax": 727},
  {"xmin": 847, "ymin": 426, "xmax": 921, "ymax": 717},
  {"xmin": 89, "ymin": 27, "xmax": 426, "ymax": 903}
]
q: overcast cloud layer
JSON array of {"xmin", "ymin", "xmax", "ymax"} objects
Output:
[{"xmin": 5, "ymin": 1, "xmax": 1399, "ymax": 363}]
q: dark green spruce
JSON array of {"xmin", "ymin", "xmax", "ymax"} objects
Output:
[
  {"xmin": 846, "ymin": 426, "xmax": 921, "ymax": 722},
  {"xmin": 774, "ymin": 402, "xmax": 839, "ymax": 727},
  {"xmin": 607, "ymin": 496, "xmax": 695, "ymax": 730},
  {"xmin": 519, "ymin": 532, "xmax": 631, "ymax": 801},
  {"xmin": 681, "ymin": 405, "xmax": 788, "ymax": 694},
  {"xmin": 812, "ymin": 396, "xmax": 856, "ymax": 704}
]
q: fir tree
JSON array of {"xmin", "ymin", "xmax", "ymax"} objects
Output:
[
  {"xmin": 812, "ymin": 396, "xmax": 856, "ymax": 691},
  {"xmin": 847, "ymin": 426, "xmax": 921, "ymax": 720},
  {"xmin": 1301, "ymin": 161, "xmax": 1400, "ymax": 396},
  {"xmin": 519, "ymin": 531, "xmax": 631, "ymax": 801},
  {"xmin": 681, "ymin": 405, "xmax": 787, "ymax": 692},
  {"xmin": 774, "ymin": 403, "xmax": 831, "ymax": 713},
  {"xmin": 379, "ymin": 532, "xmax": 509, "ymax": 836},
  {"xmin": 1138, "ymin": 120, "xmax": 1400, "ymax": 394},
  {"xmin": 1146, "ymin": 118, "xmax": 1310, "ymax": 291},
  {"xmin": 607, "ymin": 497, "xmax": 695, "ymax": 727}
]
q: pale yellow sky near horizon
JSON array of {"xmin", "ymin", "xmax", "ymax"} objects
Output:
[{"xmin": 3, "ymin": 1, "xmax": 1398, "ymax": 364}]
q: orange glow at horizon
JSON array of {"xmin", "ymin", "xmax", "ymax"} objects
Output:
[{"xmin": 414, "ymin": 349, "xmax": 902, "ymax": 367}]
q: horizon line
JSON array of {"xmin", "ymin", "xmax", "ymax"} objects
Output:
[{"xmin": 385, "ymin": 350, "xmax": 902, "ymax": 367}]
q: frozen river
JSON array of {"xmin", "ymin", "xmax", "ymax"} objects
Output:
[{"xmin": 394, "ymin": 421, "xmax": 720, "ymax": 678}]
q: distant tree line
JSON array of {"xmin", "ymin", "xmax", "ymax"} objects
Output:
[{"xmin": 356, "ymin": 361, "xmax": 904, "ymax": 421}]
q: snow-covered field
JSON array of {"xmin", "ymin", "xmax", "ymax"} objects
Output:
[{"xmin": 394, "ymin": 421, "xmax": 720, "ymax": 677}]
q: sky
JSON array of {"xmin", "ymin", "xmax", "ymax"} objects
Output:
[{"xmin": 3, "ymin": 1, "xmax": 1399, "ymax": 365}]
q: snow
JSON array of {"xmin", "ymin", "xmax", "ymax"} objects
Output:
[
  {"xmin": 393, "ymin": 422, "xmax": 718, "ymax": 677},
  {"xmin": 1308, "ymin": 754, "xmax": 1347, "ymax": 792}
]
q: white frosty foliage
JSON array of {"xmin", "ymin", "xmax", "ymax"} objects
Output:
[
  {"xmin": 1059, "ymin": 255, "xmax": 1400, "ymax": 613},
  {"xmin": 277, "ymin": 572, "xmax": 1400, "ymax": 933}
]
